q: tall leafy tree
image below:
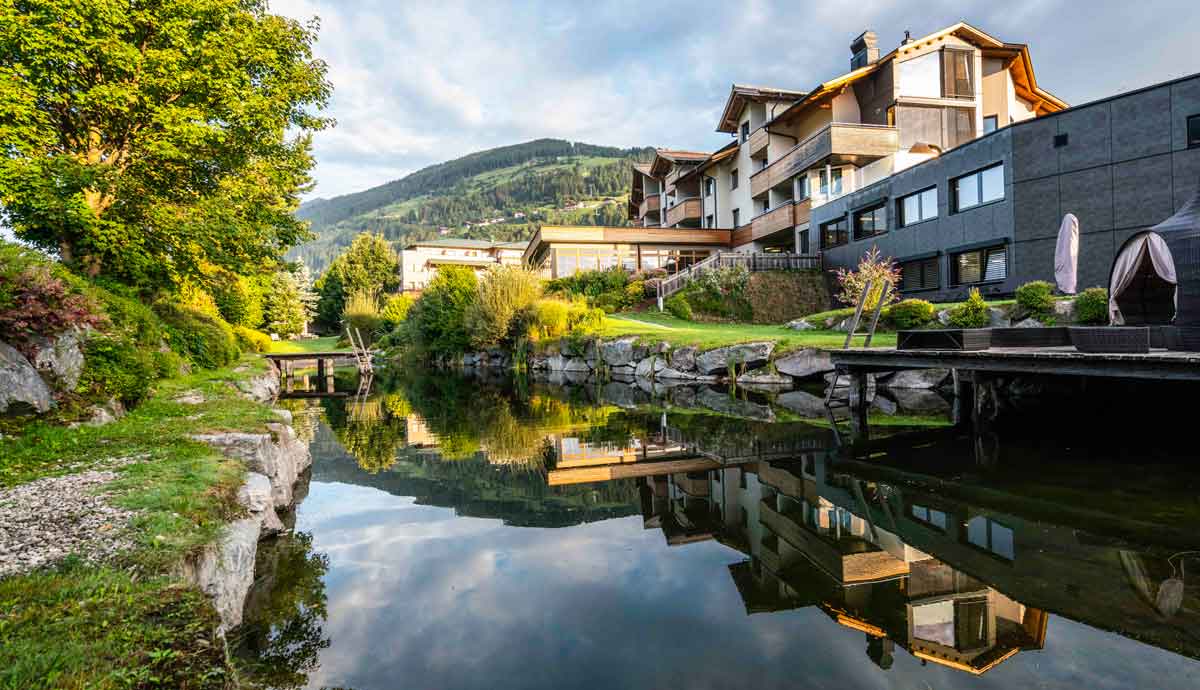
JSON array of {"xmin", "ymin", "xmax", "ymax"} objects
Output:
[
  {"xmin": 0, "ymin": 0, "xmax": 332, "ymax": 286},
  {"xmin": 264, "ymin": 269, "xmax": 306, "ymax": 337},
  {"xmin": 314, "ymin": 233, "xmax": 399, "ymax": 331}
]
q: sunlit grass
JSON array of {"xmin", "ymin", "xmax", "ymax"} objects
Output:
[
  {"xmin": 267, "ymin": 335, "xmax": 346, "ymax": 354},
  {"xmin": 601, "ymin": 312, "xmax": 897, "ymax": 352}
]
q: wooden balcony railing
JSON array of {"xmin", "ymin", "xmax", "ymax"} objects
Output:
[
  {"xmin": 639, "ymin": 195, "xmax": 661, "ymax": 217},
  {"xmin": 750, "ymin": 123, "xmax": 899, "ymax": 198},
  {"xmin": 748, "ymin": 127, "xmax": 769, "ymax": 158},
  {"xmin": 664, "ymin": 197, "xmax": 702, "ymax": 227}
]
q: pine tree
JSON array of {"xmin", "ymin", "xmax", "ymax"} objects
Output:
[
  {"xmin": 293, "ymin": 262, "xmax": 319, "ymax": 327},
  {"xmin": 265, "ymin": 271, "xmax": 307, "ymax": 337}
]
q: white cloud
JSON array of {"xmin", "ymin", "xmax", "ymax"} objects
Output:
[{"xmin": 271, "ymin": 0, "xmax": 1200, "ymax": 200}]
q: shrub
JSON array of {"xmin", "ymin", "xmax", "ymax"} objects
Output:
[
  {"xmin": 465, "ymin": 265, "xmax": 542, "ymax": 349},
  {"xmin": 343, "ymin": 290, "xmax": 384, "ymax": 344},
  {"xmin": 154, "ymin": 301, "xmax": 241, "ymax": 370},
  {"xmin": 625, "ymin": 280, "xmax": 647, "ymax": 305},
  {"xmin": 948, "ymin": 288, "xmax": 991, "ymax": 328},
  {"xmin": 233, "ymin": 325, "xmax": 272, "ymax": 353},
  {"xmin": 1074, "ymin": 287, "xmax": 1109, "ymax": 325},
  {"xmin": 264, "ymin": 270, "xmax": 308, "ymax": 337},
  {"xmin": 1016, "ymin": 280, "xmax": 1055, "ymax": 315},
  {"xmin": 380, "ymin": 293, "xmax": 415, "ymax": 330},
  {"xmin": 546, "ymin": 268, "xmax": 628, "ymax": 299},
  {"xmin": 76, "ymin": 335, "xmax": 157, "ymax": 406},
  {"xmin": 0, "ymin": 246, "xmax": 106, "ymax": 356},
  {"xmin": 832, "ymin": 247, "xmax": 901, "ymax": 312},
  {"xmin": 210, "ymin": 272, "xmax": 262, "ymax": 327},
  {"xmin": 83, "ymin": 283, "xmax": 163, "ymax": 347},
  {"xmin": 521, "ymin": 299, "xmax": 570, "ymax": 341},
  {"xmin": 665, "ymin": 292, "xmax": 693, "ymax": 321},
  {"xmin": 886, "ymin": 299, "xmax": 936, "ymax": 329},
  {"xmin": 152, "ymin": 349, "xmax": 185, "ymax": 378},
  {"xmin": 744, "ymin": 271, "xmax": 829, "ymax": 324},
  {"xmin": 408, "ymin": 266, "xmax": 478, "ymax": 354}
]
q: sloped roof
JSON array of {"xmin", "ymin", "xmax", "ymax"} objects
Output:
[
  {"xmin": 404, "ymin": 238, "xmax": 528, "ymax": 251},
  {"xmin": 649, "ymin": 148, "xmax": 710, "ymax": 176},
  {"xmin": 716, "ymin": 84, "xmax": 808, "ymax": 133}
]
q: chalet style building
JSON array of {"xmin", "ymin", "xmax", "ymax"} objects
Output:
[{"xmin": 525, "ymin": 21, "xmax": 1200, "ymax": 302}]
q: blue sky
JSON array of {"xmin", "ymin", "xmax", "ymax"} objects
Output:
[{"xmin": 273, "ymin": 0, "xmax": 1200, "ymax": 200}]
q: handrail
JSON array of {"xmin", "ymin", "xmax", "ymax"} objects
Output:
[
  {"xmin": 656, "ymin": 252, "xmax": 822, "ymax": 310},
  {"xmin": 749, "ymin": 121, "xmax": 898, "ymax": 180}
]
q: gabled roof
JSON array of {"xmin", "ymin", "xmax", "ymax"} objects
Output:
[
  {"xmin": 716, "ymin": 84, "xmax": 807, "ymax": 133},
  {"xmin": 765, "ymin": 22, "xmax": 1066, "ymax": 130},
  {"xmin": 677, "ymin": 140, "xmax": 739, "ymax": 183},
  {"xmin": 649, "ymin": 148, "xmax": 710, "ymax": 176}
]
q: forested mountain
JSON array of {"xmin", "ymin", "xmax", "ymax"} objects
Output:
[{"xmin": 294, "ymin": 139, "xmax": 652, "ymax": 272}]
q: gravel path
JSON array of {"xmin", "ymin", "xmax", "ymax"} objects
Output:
[{"xmin": 0, "ymin": 463, "xmax": 139, "ymax": 577}]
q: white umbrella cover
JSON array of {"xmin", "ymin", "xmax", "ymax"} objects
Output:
[{"xmin": 1054, "ymin": 213, "xmax": 1079, "ymax": 294}]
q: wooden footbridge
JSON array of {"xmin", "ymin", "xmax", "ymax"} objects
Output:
[{"xmin": 265, "ymin": 328, "xmax": 375, "ymax": 396}]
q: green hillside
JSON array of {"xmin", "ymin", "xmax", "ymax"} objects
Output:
[{"xmin": 294, "ymin": 139, "xmax": 652, "ymax": 272}]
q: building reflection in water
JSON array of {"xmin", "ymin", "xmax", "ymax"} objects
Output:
[{"xmin": 540, "ymin": 419, "xmax": 1198, "ymax": 677}]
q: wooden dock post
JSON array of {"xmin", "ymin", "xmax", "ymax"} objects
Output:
[{"xmin": 847, "ymin": 371, "xmax": 870, "ymax": 443}]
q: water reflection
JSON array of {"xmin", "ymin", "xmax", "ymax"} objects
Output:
[{"xmin": 239, "ymin": 370, "xmax": 1200, "ymax": 689}]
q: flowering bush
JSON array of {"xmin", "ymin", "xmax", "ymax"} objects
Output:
[{"xmin": 832, "ymin": 247, "xmax": 901, "ymax": 312}]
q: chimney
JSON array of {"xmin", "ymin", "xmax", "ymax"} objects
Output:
[
  {"xmin": 850, "ymin": 30, "xmax": 879, "ymax": 70},
  {"xmin": 901, "ymin": 29, "xmax": 914, "ymax": 46}
]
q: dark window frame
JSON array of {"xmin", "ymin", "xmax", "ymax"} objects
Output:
[
  {"xmin": 983, "ymin": 114, "xmax": 998, "ymax": 134},
  {"xmin": 898, "ymin": 186, "xmax": 939, "ymax": 227},
  {"xmin": 740, "ymin": 121, "xmax": 750, "ymax": 143},
  {"xmin": 950, "ymin": 244, "xmax": 1007, "ymax": 286},
  {"xmin": 730, "ymin": 169, "xmax": 739, "ymax": 190},
  {"xmin": 1188, "ymin": 114, "xmax": 1200, "ymax": 149},
  {"xmin": 951, "ymin": 163, "xmax": 1005, "ymax": 213},
  {"xmin": 705, "ymin": 178, "xmax": 715, "ymax": 197},
  {"xmin": 941, "ymin": 47, "xmax": 975, "ymax": 99},
  {"xmin": 820, "ymin": 217, "xmax": 849, "ymax": 250},
  {"xmin": 732, "ymin": 208, "xmax": 740, "ymax": 228},
  {"xmin": 900, "ymin": 256, "xmax": 940, "ymax": 292},
  {"xmin": 852, "ymin": 202, "xmax": 887, "ymax": 241}
]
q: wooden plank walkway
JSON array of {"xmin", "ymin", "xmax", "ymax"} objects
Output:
[{"xmin": 831, "ymin": 346, "xmax": 1200, "ymax": 381}]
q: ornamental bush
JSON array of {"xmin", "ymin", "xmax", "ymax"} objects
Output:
[
  {"xmin": 465, "ymin": 265, "xmax": 542, "ymax": 349},
  {"xmin": 1016, "ymin": 280, "xmax": 1055, "ymax": 315},
  {"xmin": 154, "ymin": 302, "xmax": 240, "ymax": 370},
  {"xmin": 1074, "ymin": 287, "xmax": 1109, "ymax": 325},
  {"xmin": 0, "ymin": 244, "xmax": 106, "ymax": 357},
  {"xmin": 343, "ymin": 290, "xmax": 384, "ymax": 344},
  {"xmin": 832, "ymin": 247, "xmax": 901, "ymax": 312},
  {"xmin": 886, "ymin": 299, "xmax": 936, "ymax": 329},
  {"xmin": 665, "ymin": 292, "xmax": 693, "ymax": 321},
  {"xmin": 948, "ymin": 288, "xmax": 991, "ymax": 328},
  {"xmin": 232, "ymin": 325, "xmax": 272, "ymax": 353},
  {"xmin": 407, "ymin": 266, "xmax": 478, "ymax": 354},
  {"xmin": 76, "ymin": 335, "xmax": 157, "ymax": 406},
  {"xmin": 380, "ymin": 293, "xmax": 415, "ymax": 330}
]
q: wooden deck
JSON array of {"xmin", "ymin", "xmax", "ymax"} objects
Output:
[{"xmin": 831, "ymin": 346, "xmax": 1200, "ymax": 381}]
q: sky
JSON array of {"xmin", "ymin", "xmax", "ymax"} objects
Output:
[{"xmin": 272, "ymin": 0, "xmax": 1200, "ymax": 201}]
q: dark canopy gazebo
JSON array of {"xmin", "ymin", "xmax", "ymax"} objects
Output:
[{"xmin": 1107, "ymin": 177, "xmax": 1200, "ymax": 350}]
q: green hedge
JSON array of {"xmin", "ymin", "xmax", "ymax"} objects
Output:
[
  {"xmin": 1016, "ymin": 280, "xmax": 1055, "ymax": 315},
  {"xmin": 153, "ymin": 302, "xmax": 241, "ymax": 370},
  {"xmin": 76, "ymin": 335, "xmax": 157, "ymax": 406},
  {"xmin": 232, "ymin": 326, "xmax": 272, "ymax": 353},
  {"xmin": 1075, "ymin": 287, "xmax": 1109, "ymax": 325}
]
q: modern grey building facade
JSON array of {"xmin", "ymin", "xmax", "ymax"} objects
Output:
[{"xmin": 812, "ymin": 72, "xmax": 1200, "ymax": 303}]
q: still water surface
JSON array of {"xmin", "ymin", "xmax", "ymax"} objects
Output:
[{"xmin": 235, "ymin": 371, "xmax": 1200, "ymax": 689}]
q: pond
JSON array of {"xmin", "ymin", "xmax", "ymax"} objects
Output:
[{"xmin": 233, "ymin": 369, "xmax": 1200, "ymax": 689}]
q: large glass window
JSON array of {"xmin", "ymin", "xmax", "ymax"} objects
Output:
[
  {"xmin": 900, "ymin": 256, "xmax": 940, "ymax": 291},
  {"xmin": 951, "ymin": 245, "xmax": 1007, "ymax": 285},
  {"xmin": 638, "ymin": 249, "xmax": 712, "ymax": 275},
  {"xmin": 1189, "ymin": 114, "xmax": 1200, "ymax": 149},
  {"xmin": 966, "ymin": 516, "xmax": 1015, "ymax": 560},
  {"xmin": 898, "ymin": 51, "xmax": 941, "ymax": 98},
  {"xmin": 553, "ymin": 246, "xmax": 636, "ymax": 278},
  {"xmin": 796, "ymin": 174, "xmax": 810, "ymax": 200},
  {"xmin": 900, "ymin": 187, "xmax": 938, "ymax": 226},
  {"xmin": 820, "ymin": 218, "xmax": 848, "ymax": 249},
  {"xmin": 819, "ymin": 168, "xmax": 843, "ymax": 197},
  {"xmin": 953, "ymin": 163, "xmax": 1004, "ymax": 212},
  {"xmin": 853, "ymin": 203, "xmax": 887, "ymax": 240},
  {"xmin": 947, "ymin": 107, "xmax": 975, "ymax": 149},
  {"xmin": 943, "ymin": 49, "xmax": 974, "ymax": 98}
]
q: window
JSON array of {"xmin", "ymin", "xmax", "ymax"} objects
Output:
[
  {"xmin": 900, "ymin": 256, "xmax": 940, "ymax": 291},
  {"xmin": 705, "ymin": 178, "xmax": 715, "ymax": 197},
  {"xmin": 705, "ymin": 214, "xmax": 714, "ymax": 228},
  {"xmin": 796, "ymin": 174, "xmax": 810, "ymax": 200},
  {"xmin": 1187, "ymin": 114, "xmax": 1199, "ymax": 148},
  {"xmin": 740, "ymin": 121, "xmax": 750, "ymax": 143},
  {"xmin": 953, "ymin": 163, "xmax": 1004, "ymax": 211},
  {"xmin": 853, "ymin": 203, "xmax": 887, "ymax": 240},
  {"xmin": 798, "ymin": 228, "xmax": 810, "ymax": 254},
  {"xmin": 966, "ymin": 516, "xmax": 1015, "ymax": 560},
  {"xmin": 910, "ymin": 504, "xmax": 948, "ymax": 530},
  {"xmin": 640, "ymin": 249, "xmax": 712, "ymax": 275},
  {"xmin": 899, "ymin": 187, "xmax": 938, "ymax": 226},
  {"xmin": 983, "ymin": 114, "xmax": 998, "ymax": 134},
  {"xmin": 819, "ymin": 168, "xmax": 843, "ymax": 197},
  {"xmin": 820, "ymin": 218, "xmax": 848, "ymax": 249},
  {"xmin": 758, "ymin": 157, "xmax": 768, "ymax": 171},
  {"xmin": 942, "ymin": 49, "xmax": 974, "ymax": 98},
  {"xmin": 731, "ymin": 208, "xmax": 740, "ymax": 227},
  {"xmin": 730, "ymin": 169, "xmax": 739, "ymax": 190},
  {"xmin": 759, "ymin": 198, "xmax": 770, "ymax": 214},
  {"xmin": 948, "ymin": 108, "xmax": 975, "ymax": 149},
  {"xmin": 951, "ymin": 245, "xmax": 1007, "ymax": 285}
]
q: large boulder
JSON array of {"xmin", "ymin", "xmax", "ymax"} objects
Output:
[
  {"xmin": 774, "ymin": 348, "xmax": 833, "ymax": 380},
  {"xmin": 776, "ymin": 390, "xmax": 841, "ymax": 418},
  {"xmin": 180, "ymin": 517, "xmax": 261, "ymax": 633},
  {"xmin": 634, "ymin": 355, "xmax": 667, "ymax": 379},
  {"xmin": 883, "ymin": 368, "xmax": 949, "ymax": 389},
  {"xmin": 737, "ymin": 370, "xmax": 793, "ymax": 386},
  {"xmin": 562, "ymin": 358, "xmax": 591, "ymax": 373},
  {"xmin": 696, "ymin": 386, "xmax": 775, "ymax": 422},
  {"xmin": 1052, "ymin": 299, "xmax": 1076, "ymax": 323},
  {"xmin": 236, "ymin": 369, "xmax": 280, "ymax": 403},
  {"xmin": 785, "ymin": 318, "xmax": 816, "ymax": 331},
  {"xmin": 192, "ymin": 423, "xmax": 311, "ymax": 508},
  {"xmin": 988, "ymin": 308, "xmax": 1011, "ymax": 328},
  {"xmin": 0, "ymin": 342, "xmax": 53, "ymax": 415},
  {"xmin": 891, "ymin": 389, "xmax": 952, "ymax": 415},
  {"xmin": 237, "ymin": 472, "xmax": 284, "ymax": 535},
  {"xmin": 694, "ymin": 342, "xmax": 775, "ymax": 375},
  {"xmin": 669, "ymin": 346, "xmax": 698, "ymax": 372},
  {"xmin": 1014, "ymin": 317, "xmax": 1044, "ymax": 328},
  {"xmin": 30, "ymin": 330, "xmax": 84, "ymax": 389},
  {"xmin": 600, "ymin": 337, "xmax": 638, "ymax": 367}
]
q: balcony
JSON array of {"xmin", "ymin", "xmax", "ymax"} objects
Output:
[
  {"xmin": 750, "ymin": 122, "xmax": 899, "ymax": 198},
  {"xmin": 664, "ymin": 197, "xmax": 702, "ymax": 227},
  {"xmin": 737, "ymin": 199, "xmax": 814, "ymax": 246},
  {"xmin": 748, "ymin": 127, "xmax": 769, "ymax": 158},
  {"xmin": 639, "ymin": 195, "xmax": 661, "ymax": 218}
]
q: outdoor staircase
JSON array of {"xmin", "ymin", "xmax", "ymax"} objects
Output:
[{"xmin": 656, "ymin": 252, "xmax": 821, "ymax": 310}]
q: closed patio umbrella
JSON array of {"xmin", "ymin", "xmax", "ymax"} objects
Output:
[{"xmin": 1054, "ymin": 213, "xmax": 1079, "ymax": 294}]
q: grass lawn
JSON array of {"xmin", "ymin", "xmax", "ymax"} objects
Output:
[
  {"xmin": 0, "ymin": 357, "xmax": 282, "ymax": 688},
  {"xmin": 267, "ymin": 335, "xmax": 346, "ymax": 354},
  {"xmin": 602, "ymin": 312, "xmax": 897, "ymax": 352}
]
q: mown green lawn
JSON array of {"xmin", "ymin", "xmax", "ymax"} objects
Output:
[
  {"xmin": 267, "ymin": 335, "xmax": 346, "ymax": 354},
  {"xmin": 602, "ymin": 312, "xmax": 897, "ymax": 352}
]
